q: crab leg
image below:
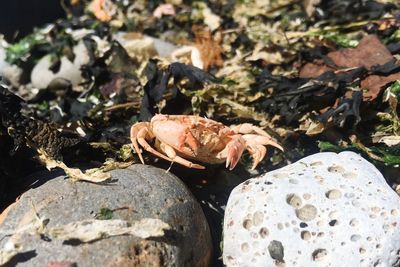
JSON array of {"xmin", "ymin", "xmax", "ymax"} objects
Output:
[
  {"xmin": 130, "ymin": 123, "xmax": 173, "ymax": 164},
  {"xmin": 243, "ymin": 134, "xmax": 284, "ymax": 151},
  {"xmin": 217, "ymin": 135, "xmax": 246, "ymax": 170},
  {"xmin": 231, "ymin": 123, "xmax": 272, "ymax": 137},
  {"xmin": 246, "ymin": 144, "xmax": 267, "ymax": 170},
  {"xmin": 243, "ymin": 134, "xmax": 284, "ymax": 169},
  {"xmin": 158, "ymin": 142, "xmax": 205, "ymax": 169},
  {"xmin": 130, "ymin": 123, "xmax": 148, "ymax": 164}
]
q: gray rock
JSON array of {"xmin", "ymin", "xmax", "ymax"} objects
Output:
[{"xmin": 0, "ymin": 165, "xmax": 212, "ymax": 267}]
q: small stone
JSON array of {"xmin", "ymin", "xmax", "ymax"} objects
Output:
[
  {"xmin": 329, "ymin": 220, "xmax": 339, "ymax": 226},
  {"xmin": 286, "ymin": 194, "xmax": 302, "ymax": 208},
  {"xmin": 299, "ymin": 222, "xmax": 308, "ymax": 228},
  {"xmin": 312, "ymin": 249, "xmax": 328, "ymax": 261},
  {"xmin": 241, "ymin": 242, "xmax": 250, "ymax": 253},
  {"xmin": 253, "ymin": 211, "xmax": 264, "ymax": 226},
  {"xmin": 295, "ymin": 205, "xmax": 317, "ymax": 221},
  {"xmin": 325, "ymin": 189, "xmax": 342, "ymax": 200},
  {"xmin": 259, "ymin": 227, "xmax": 269, "ymax": 238},
  {"xmin": 243, "ymin": 219, "xmax": 253, "ymax": 229},
  {"xmin": 268, "ymin": 240, "xmax": 284, "ymax": 261},
  {"xmin": 301, "ymin": 231, "xmax": 311, "ymax": 240},
  {"xmin": 314, "ymin": 175, "xmax": 324, "ymax": 183},
  {"xmin": 351, "ymin": 234, "xmax": 362, "ymax": 242},
  {"xmin": 328, "ymin": 165, "xmax": 345, "ymax": 174}
]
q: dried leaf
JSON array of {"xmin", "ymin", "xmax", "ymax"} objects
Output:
[
  {"xmin": 48, "ymin": 218, "xmax": 170, "ymax": 242},
  {"xmin": 300, "ymin": 35, "xmax": 394, "ymax": 79},
  {"xmin": 328, "ymin": 35, "xmax": 393, "ymax": 69},
  {"xmin": 305, "ymin": 120, "xmax": 326, "ymax": 136},
  {"xmin": 378, "ymin": 136, "xmax": 400, "ymax": 146},
  {"xmin": 202, "ymin": 7, "xmax": 221, "ymax": 31},
  {"xmin": 246, "ymin": 43, "xmax": 283, "ymax": 65},
  {"xmin": 299, "ymin": 60, "xmax": 335, "ymax": 78},
  {"xmin": 361, "ymin": 73, "xmax": 400, "ymax": 101},
  {"xmin": 219, "ymin": 99, "xmax": 267, "ymax": 121},
  {"xmin": 192, "ymin": 26, "xmax": 224, "ymax": 71},
  {"xmin": 140, "ymin": 61, "xmax": 218, "ymax": 121},
  {"xmin": 38, "ymin": 149, "xmax": 112, "ymax": 183},
  {"xmin": 303, "ymin": 0, "xmax": 321, "ymax": 17}
]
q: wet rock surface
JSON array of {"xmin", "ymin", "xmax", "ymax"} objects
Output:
[
  {"xmin": 223, "ymin": 151, "xmax": 400, "ymax": 267},
  {"xmin": 0, "ymin": 164, "xmax": 212, "ymax": 267}
]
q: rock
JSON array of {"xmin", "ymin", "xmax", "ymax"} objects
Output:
[
  {"xmin": 150, "ymin": 37, "xmax": 179, "ymax": 58},
  {"xmin": 223, "ymin": 151, "xmax": 400, "ymax": 267},
  {"xmin": 0, "ymin": 165, "xmax": 212, "ymax": 267},
  {"xmin": 0, "ymin": 44, "xmax": 22, "ymax": 87},
  {"xmin": 114, "ymin": 32, "xmax": 178, "ymax": 60},
  {"xmin": 30, "ymin": 41, "xmax": 89, "ymax": 89}
]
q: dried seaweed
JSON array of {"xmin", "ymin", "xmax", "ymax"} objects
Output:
[
  {"xmin": 317, "ymin": 90, "xmax": 362, "ymax": 128},
  {"xmin": 0, "ymin": 85, "xmax": 116, "ymax": 183},
  {"xmin": 314, "ymin": 0, "xmax": 396, "ymax": 23},
  {"xmin": 0, "ymin": 85, "xmax": 81, "ymax": 159},
  {"xmin": 140, "ymin": 60, "xmax": 219, "ymax": 121}
]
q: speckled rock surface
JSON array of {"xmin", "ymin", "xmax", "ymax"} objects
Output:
[
  {"xmin": 0, "ymin": 165, "xmax": 212, "ymax": 267},
  {"xmin": 223, "ymin": 151, "xmax": 400, "ymax": 267}
]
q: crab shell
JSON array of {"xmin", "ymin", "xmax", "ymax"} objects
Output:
[{"xmin": 130, "ymin": 114, "xmax": 283, "ymax": 170}]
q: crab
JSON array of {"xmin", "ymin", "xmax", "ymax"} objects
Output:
[{"xmin": 130, "ymin": 114, "xmax": 283, "ymax": 170}]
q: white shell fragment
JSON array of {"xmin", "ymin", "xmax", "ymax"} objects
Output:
[
  {"xmin": 223, "ymin": 151, "xmax": 400, "ymax": 267},
  {"xmin": 48, "ymin": 218, "xmax": 171, "ymax": 242}
]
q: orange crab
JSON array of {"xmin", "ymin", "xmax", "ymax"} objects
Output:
[{"xmin": 130, "ymin": 114, "xmax": 283, "ymax": 170}]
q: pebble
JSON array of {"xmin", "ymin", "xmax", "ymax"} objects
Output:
[{"xmin": 30, "ymin": 41, "xmax": 89, "ymax": 89}]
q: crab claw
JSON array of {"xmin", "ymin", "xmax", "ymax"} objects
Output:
[
  {"xmin": 130, "ymin": 122, "xmax": 149, "ymax": 164},
  {"xmin": 243, "ymin": 134, "xmax": 284, "ymax": 169},
  {"xmin": 246, "ymin": 144, "xmax": 267, "ymax": 170},
  {"xmin": 220, "ymin": 136, "xmax": 246, "ymax": 170}
]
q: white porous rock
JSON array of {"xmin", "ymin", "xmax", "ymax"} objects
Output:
[{"xmin": 223, "ymin": 151, "xmax": 400, "ymax": 267}]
